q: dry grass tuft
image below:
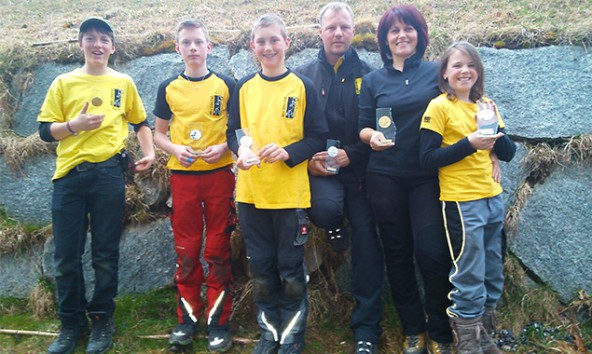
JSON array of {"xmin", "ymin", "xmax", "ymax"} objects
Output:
[
  {"xmin": 0, "ymin": 133, "xmax": 56, "ymax": 173},
  {"xmin": 27, "ymin": 279, "xmax": 56, "ymax": 319},
  {"xmin": 124, "ymin": 184, "xmax": 154, "ymax": 224},
  {"xmin": 564, "ymin": 134, "xmax": 592, "ymax": 165},
  {"xmin": 524, "ymin": 142, "xmax": 568, "ymax": 184},
  {"xmin": 0, "ymin": 220, "xmax": 51, "ymax": 255},
  {"xmin": 505, "ymin": 182, "xmax": 533, "ymax": 238}
]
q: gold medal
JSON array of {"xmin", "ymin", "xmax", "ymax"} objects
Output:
[
  {"xmin": 378, "ymin": 116, "xmax": 391, "ymax": 129},
  {"xmin": 91, "ymin": 97, "xmax": 103, "ymax": 106}
]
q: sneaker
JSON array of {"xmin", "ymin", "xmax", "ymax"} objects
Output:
[
  {"xmin": 326, "ymin": 227, "xmax": 349, "ymax": 252},
  {"xmin": 252, "ymin": 338, "xmax": 279, "ymax": 354},
  {"xmin": 278, "ymin": 342, "xmax": 305, "ymax": 354},
  {"xmin": 354, "ymin": 340, "xmax": 377, "ymax": 353},
  {"xmin": 427, "ymin": 339, "xmax": 454, "ymax": 354},
  {"xmin": 403, "ymin": 332, "xmax": 427, "ymax": 354},
  {"xmin": 48, "ymin": 325, "xmax": 88, "ymax": 354},
  {"xmin": 169, "ymin": 322, "xmax": 197, "ymax": 346},
  {"xmin": 208, "ymin": 327, "xmax": 232, "ymax": 352},
  {"xmin": 86, "ymin": 314, "xmax": 115, "ymax": 354}
]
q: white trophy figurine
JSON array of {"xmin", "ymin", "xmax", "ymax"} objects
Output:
[
  {"xmin": 236, "ymin": 128, "xmax": 260, "ymax": 165},
  {"xmin": 325, "ymin": 140, "xmax": 340, "ymax": 174},
  {"xmin": 476, "ymin": 101, "xmax": 498, "ymax": 136}
]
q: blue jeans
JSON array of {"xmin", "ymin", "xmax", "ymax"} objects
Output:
[{"xmin": 52, "ymin": 161, "xmax": 124, "ymax": 326}]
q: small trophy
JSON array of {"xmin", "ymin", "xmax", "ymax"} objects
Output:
[
  {"xmin": 325, "ymin": 139, "xmax": 341, "ymax": 174},
  {"xmin": 476, "ymin": 102, "xmax": 498, "ymax": 136},
  {"xmin": 235, "ymin": 128, "xmax": 260, "ymax": 165},
  {"xmin": 376, "ymin": 107, "xmax": 396, "ymax": 145},
  {"xmin": 186, "ymin": 124, "xmax": 206, "ymax": 157}
]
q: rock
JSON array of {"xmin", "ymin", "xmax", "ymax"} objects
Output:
[
  {"xmin": 0, "ymin": 243, "xmax": 44, "ymax": 297},
  {"xmin": 510, "ymin": 164, "xmax": 592, "ymax": 302},
  {"xmin": 229, "ymin": 49, "xmax": 258, "ymax": 80},
  {"xmin": 0, "ymin": 155, "xmax": 54, "ymax": 225},
  {"xmin": 12, "ymin": 63, "xmax": 79, "ymax": 137},
  {"xmin": 481, "ymin": 46, "xmax": 592, "ymax": 139},
  {"xmin": 500, "ymin": 142, "xmax": 528, "ymax": 206}
]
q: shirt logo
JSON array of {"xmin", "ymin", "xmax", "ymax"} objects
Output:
[
  {"xmin": 355, "ymin": 78, "xmax": 362, "ymax": 95},
  {"xmin": 211, "ymin": 95, "xmax": 223, "ymax": 116},
  {"xmin": 112, "ymin": 89, "xmax": 122, "ymax": 108},
  {"xmin": 284, "ymin": 97, "xmax": 297, "ymax": 119},
  {"xmin": 423, "ymin": 116, "xmax": 431, "ymax": 123}
]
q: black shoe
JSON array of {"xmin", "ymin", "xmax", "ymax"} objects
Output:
[
  {"xmin": 86, "ymin": 314, "xmax": 115, "ymax": 354},
  {"xmin": 278, "ymin": 342, "xmax": 305, "ymax": 354},
  {"xmin": 326, "ymin": 227, "xmax": 349, "ymax": 252},
  {"xmin": 354, "ymin": 340, "xmax": 377, "ymax": 353},
  {"xmin": 252, "ymin": 338, "xmax": 279, "ymax": 354},
  {"xmin": 169, "ymin": 322, "xmax": 197, "ymax": 346},
  {"xmin": 208, "ymin": 327, "xmax": 232, "ymax": 352},
  {"xmin": 48, "ymin": 325, "xmax": 87, "ymax": 354}
]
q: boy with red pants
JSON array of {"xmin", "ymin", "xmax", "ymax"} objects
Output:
[{"xmin": 153, "ymin": 19, "xmax": 236, "ymax": 352}]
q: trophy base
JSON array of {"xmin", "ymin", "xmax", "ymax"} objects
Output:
[
  {"xmin": 378, "ymin": 139, "xmax": 393, "ymax": 145},
  {"xmin": 325, "ymin": 167, "xmax": 339, "ymax": 174},
  {"xmin": 245, "ymin": 157, "xmax": 260, "ymax": 165}
]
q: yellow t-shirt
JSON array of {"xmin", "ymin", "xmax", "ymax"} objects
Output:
[
  {"xmin": 154, "ymin": 72, "xmax": 234, "ymax": 171},
  {"xmin": 235, "ymin": 72, "xmax": 310, "ymax": 209},
  {"xmin": 38, "ymin": 68, "xmax": 146, "ymax": 180},
  {"xmin": 420, "ymin": 93, "xmax": 505, "ymax": 201}
]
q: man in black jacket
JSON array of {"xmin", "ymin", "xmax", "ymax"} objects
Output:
[{"xmin": 294, "ymin": 3, "xmax": 384, "ymax": 353}]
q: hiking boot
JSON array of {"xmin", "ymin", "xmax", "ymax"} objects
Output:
[
  {"xmin": 326, "ymin": 227, "xmax": 349, "ymax": 252},
  {"xmin": 480, "ymin": 308, "xmax": 500, "ymax": 354},
  {"xmin": 450, "ymin": 317, "xmax": 484, "ymax": 354},
  {"xmin": 86, "ymin": 314, "xmax": 115, "ymax": 354},
  {"xmin": 48, "ymin": 324, "xmax": 88, "ymax": 354},
  {"xmin": 427, "ymin": 339, "xmax": 455, "ymax": 354},
  {"xmin": 403, "ymin": 332, "xmax": 427, "ymax": 354},
  {"xmin": 252, "ymin": 338, "xmax": 279, "ymax": 354},
  {"xmin": 169, "ymin": 321, "xmax": 197, "ymax": 346},
  {"xmin": 208, "ymin": 327, "xmax": 232, "ymax": 352},
  {"xmin": 278, "ymin": 341, "xmax": 305, "ymax": 354},
  {"xmin": 354, "ymin": 340, "xmax": 377, "ymax": 353}
]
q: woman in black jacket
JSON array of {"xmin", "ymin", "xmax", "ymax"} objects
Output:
[{"xmin": 358, "ymin": 4, "xmax": 453, "ymax": 354}]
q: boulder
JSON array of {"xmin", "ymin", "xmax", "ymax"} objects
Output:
[{"xmin": 510, "ymin": 164, "xmax": 592, "ymax": 302}]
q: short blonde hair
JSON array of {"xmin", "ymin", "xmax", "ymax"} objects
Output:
[
  {"xmin": 250, "ymin": 13, "xmax": 287, "ymax": 41},
  {"xmin": 175, "ymin": 19, "xmax": 209, "ymax": 42},
  {"xmin": 319, "ymin": 2, "xmax": 354, "ymax": 27}
]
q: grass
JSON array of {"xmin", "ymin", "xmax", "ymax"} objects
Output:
[{"xmin": 1, "ymin": 268, "xmax": 590, "ymax": 353}]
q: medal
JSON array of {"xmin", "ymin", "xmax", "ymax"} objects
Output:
[
  {"xmin": 190, "ymin": 129, "xmax": 202, "ymax": 141},
  {"xmin": 378, "ymin": 116, "xmax": 391, "ymax": 129},
  {"xmin": 91, "ymin": 97, "xmax": 103, "ymax": 106}
]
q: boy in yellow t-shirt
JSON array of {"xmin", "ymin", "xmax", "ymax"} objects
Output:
[
  {"xmin": 38, "ymin": 17, "xmax": 154, "ymax": 354},
  {"xmin": 226, "ymin": 13, "xmax": 328, "ymax": 354},
  {"xmin": 153, "ymin": 19, "xmax": 236, "ymax": 352}
]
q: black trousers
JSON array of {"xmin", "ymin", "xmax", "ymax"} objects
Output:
[
  {"xmin": 308, "ymin": 174, "xmax": 384, "ymax": 343},
  {"xmin": 367, "ymin": 173, "xmax": 453, "ymax": 343}
]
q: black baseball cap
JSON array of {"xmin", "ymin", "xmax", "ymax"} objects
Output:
[{"xmin": 79, "ymin": 17, "xmax": 114, "ymax": 34}]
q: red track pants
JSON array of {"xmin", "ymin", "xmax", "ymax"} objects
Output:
[{"xmin": 170, "ymin": 167, "xmax": 236, "ymax": 328}]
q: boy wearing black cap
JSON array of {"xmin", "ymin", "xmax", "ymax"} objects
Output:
[{"xmin": 38, "ymin": 16, "xmax": 155, "ymax": 354}]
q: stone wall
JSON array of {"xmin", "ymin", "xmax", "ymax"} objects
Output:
[{"xmin": 1, "ymin": 45, "xmax": 591, "ymax": 302}]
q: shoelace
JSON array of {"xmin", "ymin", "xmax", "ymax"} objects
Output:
[
  {"xmin": 356, "ymin": 341, "xmax": 374, "ymax": 353},
  {"xmin": 328, "ymin": 228, "xmax": 342, "ymax": 240},
  {"xmin": 405, "ymin": 335, "xmax": 422, "ymax": 348}
]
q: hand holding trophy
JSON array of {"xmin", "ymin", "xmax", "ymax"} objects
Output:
[{"xmin": 236, "ymin": 128, "xmax": 260, "ymax": 169}]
